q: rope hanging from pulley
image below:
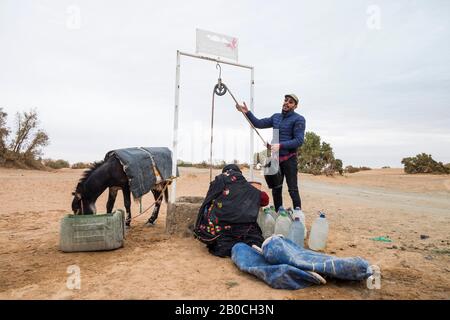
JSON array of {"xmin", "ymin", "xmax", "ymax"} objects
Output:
[{"xmin": 209, "ymin": 63, "xmax": 269, "ymax": 181}]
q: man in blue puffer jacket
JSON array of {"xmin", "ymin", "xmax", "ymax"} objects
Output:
[{"xmin": 236, "ymin": 94, "xmax": 305, "ymax": 211}]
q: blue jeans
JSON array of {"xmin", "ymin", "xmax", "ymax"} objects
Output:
[{"xmin": 272, "ymin": 156, "xmax": 301, "ymax": 211}]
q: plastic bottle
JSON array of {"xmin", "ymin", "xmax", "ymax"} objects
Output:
[
  {"xmin": 286, "ymin": 208, "xmax": 294, "ymax": 221},
  {"xmin": 292, "ymin": 207, "xmax": 307, "ymax": 239},
  {"xmin": 287, "ymin": 217, "xmax": 305, "ymax": 248},
  {"xmin": 257, "ymin": 207, "xmax": 267, "ymax": 231},
  {"xmin": 274, "ymin": 208, "xmax": 292, "ymax": 238},
  {"xmin": 270, "ymin": 205, "xmax": 279, "ymax": 221},
  {"xmin": 308, "ymin": 211, "xmax": 329, "ymax": 251},
  {"xmin": 262, "ymin": 209, "xmax": 276, "ymax": 239}
]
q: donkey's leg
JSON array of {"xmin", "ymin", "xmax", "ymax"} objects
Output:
[
  {"xmin": 106, "ymin": 187, "xmax": 119, "ymax": 213},
  {"xmin": 147, "ymin": 187, "xmax": 163, "ymax": 224},
  {"xmin": 122, "ymin": 185, "xmax": 132, "ymax": 227}
]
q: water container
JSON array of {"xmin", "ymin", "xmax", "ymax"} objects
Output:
[
  {"xmin": 270, "ymin": 205, "xmax": 279, "ymax": 221},
  {"xmin": 258, "ymin": 207, "xmax": 271, "ymax": 234},
  {"xmin": 262, "ymin": 210, "xmax": 276, "ymax": 239},
  {"xmin": 308, "ymin": 211, "xmax": 329, "ymax": 251},
  {"xmin": 287, "ymin": 217, "xmax": 305, "ymax": 248},
  {"xmin": 257, "ymin": 207, "xmax": 266, "ymax": 230},
  {"xmin": 286, "ymin": 208, "xmax": 294, "ymax": 221},
  {"xmin": 59, "ymin": 209, "xmax": 125, "ymax": 252},
  {"xmin": 292, "ymin": 207, "xmax": 307, "ymax": 239},
  {"xmin": 274, "ymin": 209, "xmax": 292, "ymax": 238}
]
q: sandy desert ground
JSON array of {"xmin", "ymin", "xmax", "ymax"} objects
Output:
[{"xmin": 0, "ymin": 166, "xmax": 449, "ymax": 300}]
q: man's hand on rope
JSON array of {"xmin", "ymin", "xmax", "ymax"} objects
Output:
[{"xmin": 235, "ymin": 102, "xmax": 249, "ymax": 114}]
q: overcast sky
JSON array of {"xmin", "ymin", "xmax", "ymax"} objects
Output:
[{"xmin": 1, "ymin": 0, "xmax": 449, "ymax": 168}]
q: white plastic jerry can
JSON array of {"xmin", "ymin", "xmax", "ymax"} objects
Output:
[
  {"xmin": 293, "ymin": 207, "xmax": 307, "ymax": 239},
  {"xmin": 263, "ymin": 211, "xmax": 276, "ymax": 239},
  {"xmin": 308, "ymin": 211, "xmax": 329, "ymax": 251},
  {"xmin": 257, "ymin": 207, "xmax": 267, "ymax": 231},
  {"xmin": 287, "ymin": 217, "xmax": 305, "ymax": 248},
  {"xmin": 274, "ymin": 209, "xmax": 292, "ymax": 238}
]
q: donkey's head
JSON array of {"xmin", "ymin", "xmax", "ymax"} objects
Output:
[
  {"xmin": 71, "ymin": 182, "xmax": 96, "ymax": 214},
  {"xmin": 71, "ymin": 190, "xmax": 82, "ymax": 214}
]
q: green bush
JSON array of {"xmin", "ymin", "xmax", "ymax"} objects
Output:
[
  {"xmin": 179, "ymin": 160, "xmax": 248, "ymax": 170},
  {"xmin": 193, "ymin": 161, "xmax": 209, "ymax": 169},
  {"xmin": 44, "ymin": 159, "xmax": 70, "ymax": 169},
  {"xmin": 71, "ymin": 162, "xmax": 92, "ymax": 169},
  {"xmin": 345, "ymin": 166, "xmax": 372, "ymax": 173},
  {"xmin": 212, "ymin": 160, "xmax": 227, "ymax": 169},
  {"xmin": 177, "ymin": 160, "xmax": 193, "ymax": 167},
  {"xmin": 0, "ymin": 108, "xmax": 8, "ymax": 158},
  {"xmin": 333, "ymin": 159, "xmax": 344, "ymax": 175},
  {"xmin": 297, "ymin": 132, "xmax": 343, "ymax": 176},
  {"xmin": 0, "ymin": 108, "xmax": 50, "ymax": 169},
  {"xmin": 401, "ymin": 153, "xmax": 450, "ymax": 174}
]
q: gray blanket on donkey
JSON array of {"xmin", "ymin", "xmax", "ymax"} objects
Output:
[{"xmin": 105, "ymin": 147, "xmax": 178, "ymax": 199}]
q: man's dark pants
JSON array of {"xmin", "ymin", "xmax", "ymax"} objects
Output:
[{"xmin": 272, "ymin": 156, "xmax": 301, "ymax": 212}]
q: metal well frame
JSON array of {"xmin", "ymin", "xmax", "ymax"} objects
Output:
[{"xmin": 171, "ymin": 50, "xmax": 255, "ymax": 203}]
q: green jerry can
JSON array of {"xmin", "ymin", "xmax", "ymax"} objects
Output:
[{"xmin": 59, "ymin": 209, "xmax": 125, "ymax": 252}]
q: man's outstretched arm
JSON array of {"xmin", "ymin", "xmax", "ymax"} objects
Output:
[{"xmin": 236, "ymin": 102, "xmax": 273, "ymax": 129}]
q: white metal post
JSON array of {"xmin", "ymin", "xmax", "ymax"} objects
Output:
[
  {"xmin": 171, "ymin": 51, "xmax": 181, "ymax": 204},
  {"xmin": 249, "ymin": 67, "xmax": 255, "ymax": 181}
]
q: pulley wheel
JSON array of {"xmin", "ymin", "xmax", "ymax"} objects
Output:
[{"xmin": 214, "ymin": 83, "xmax": 227, "ymax": 96}]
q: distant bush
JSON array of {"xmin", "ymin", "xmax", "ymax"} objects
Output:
[
  {"xmin": 401, "ymin": 153, "xmax": 450, "ymax": 174},
  {"xmin": 44, "ymin": 159, "xmax": 70, "ymax": 169},
  {"xmin": 193, "ymin": 161, "xmax": 209, "ymax": 169},
  {"xmin": 297, "ymin": 132, "xmax": 343, "ymax": 176},
  {"xmin": 177, "ymin": 160, "xmax": 193, "ymax": 167},
  {"xmin": 0, "ymin": 108, "xmax": 50, "ymax": 169},
  {"xmin": 71, "ymin": 162, "xmax": 92, "ymax": 169},
  {"xmin": 178, "ymin": 160, "xmax": 249, "ymax": 170},
  {"xmin": 212, "ymin": 160, "xmax": 227, "ymax": 169},
  {"xmin": 345, "ymin": 166, "xmax": 372, "ymax": 173},
  {"xmin": 382, "ymin": 166, "xmax": 391, "ymax": 169},
  {"xmin": 345, "ymin": 166, "xmax": 359, "ymax": 173}
]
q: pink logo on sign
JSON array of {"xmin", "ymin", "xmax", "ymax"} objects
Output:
[{"xmin": 226, "ymin": 38, "xmax": 238, "ymax": 50}]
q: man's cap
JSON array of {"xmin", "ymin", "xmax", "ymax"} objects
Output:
[{"xmin": 285, "ymin": 94, "xmax": 299, "ymax": 104}]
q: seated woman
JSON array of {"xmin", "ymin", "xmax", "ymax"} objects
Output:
[{"xmin": 194, "ymin": 164, "xmax": 269, "ymax": 257}]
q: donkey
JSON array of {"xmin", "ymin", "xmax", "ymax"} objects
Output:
[{"xmin": 71, "ymin": 155, "xmax": 170, "ymax": 226}]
